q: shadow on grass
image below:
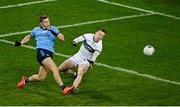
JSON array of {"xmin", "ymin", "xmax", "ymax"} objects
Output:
[{"xmin": 81, "ymin": 90, "xmax": 113, "ymax": 103}]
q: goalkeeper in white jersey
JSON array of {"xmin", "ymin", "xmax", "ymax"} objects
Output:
[{"xmin": 58, "ymin": 29, "xmax": 106, "ymax": 95}]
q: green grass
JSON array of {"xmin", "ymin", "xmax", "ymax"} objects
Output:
[{"xmin": 0, "ymin": 0, "xmax": 180, "ymax": 106}]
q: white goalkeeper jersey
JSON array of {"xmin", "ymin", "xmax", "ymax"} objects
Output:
[{"xmin": 73, "ymin": 33, "xmax": 102, "ymax": 62}]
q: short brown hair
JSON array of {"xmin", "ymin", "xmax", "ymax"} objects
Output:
[
  {"xmin": 99, "ymin": 29, "xmax": 106, "ymax": 34},
  {"xmin": 40, "ymin": 15, "xmax": 48, "ymax": 22}
]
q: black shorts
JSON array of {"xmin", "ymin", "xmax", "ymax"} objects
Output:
[{"xmin": 36, "ymin": 48, "xmax": 53, "ymax": 66}]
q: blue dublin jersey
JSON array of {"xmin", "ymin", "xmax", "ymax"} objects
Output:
[{"xmin": 30, "ymin": 26, "xmax": 60, "ymax": 53}]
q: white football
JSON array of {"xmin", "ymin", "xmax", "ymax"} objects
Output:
[{"xmin": 143, "ymin": 45, "xmax": 155, "ymax": 56}]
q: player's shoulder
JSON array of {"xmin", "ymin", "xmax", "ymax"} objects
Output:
[
  {"xmin": 83, "ymin": 33, "xmax": 94, "ymax": 38},
  {"xmin": 32, "ymin": 26, "xmax": 40, "ymax": 32},
  {"xmin": 33, "ymin": 26, "xmax": 40, "ymax": 30},
  {"xmin": 50, "ymin": 26, "xmax": 60, "ymax": 32},
  {"xmin": 50, "ymin": 26, "xmax": 58, "ymax": 29},
  {"xmin": 83, "ymin": 33, "xmax": 94, "ymax": 36},
  {"xmin": 98, "ymin": 40, "xmax": 102, "ymax": 45}
]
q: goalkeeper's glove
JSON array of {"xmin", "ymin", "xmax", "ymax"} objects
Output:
[
  {"xmin": 71, "ymin": 41, "xmax": 77, "ymax": 47},
  {"xmin": 15, "ymin": 41, "xmax": 21, "ymax": 47}
]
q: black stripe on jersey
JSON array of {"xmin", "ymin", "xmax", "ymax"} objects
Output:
[
  {"xmin": 82, "ymin": 35, "xmax": 86, "ymax": 40},
  {"xmin": 83, "ymin": 40, "xmax": 95, "ymax": 53},
  {"xmin": 40, "ymin": 26, "xmax": 58, "ymax": 37},
  {"xmin": 48, "ymin": 29, "xmax": 59, "ymax": 37},
  {"xmin": 94, "ymin": 50, "xmax": 101, "ymax": 53},
  {"xmin": 93, "ymin": 36, "xmax": 98, "ymax": 43}
]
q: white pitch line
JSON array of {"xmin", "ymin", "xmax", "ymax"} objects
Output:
[
  {"xmin": 0, "ymin": 0, "xmax": 56, "ymax": 10},
  {"xmin": 0, "ymin": 39, "xmax": 180, "ymax": 86},
  {"xmin": 0, "ymin": 30, "xmax": 31, "ymax": 38},
  {"xmin": 0, "ymin": 13, "xmax": 154, "ymax": 38},
  {"xmin": 0, "ymin": 39, "xmax": 71, "ymax": 58},
  {"xmin": 97, "ymin": 0, "xmax": 180, "ymax": 20},
  {"xmin": 96, "ymin": 63, "xmax": 180, "ymax": 86}
]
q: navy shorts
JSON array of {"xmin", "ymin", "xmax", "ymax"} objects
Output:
[{"xmin": 36, "ymin": 48, "xmax": 53, "ymax": 66}]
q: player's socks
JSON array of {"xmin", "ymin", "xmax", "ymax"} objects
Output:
[
  {"xmin": 60, "ymin": 84, "xmax": 66, "ymax": 90},
  {"xmin": 25, "ymin": 78, "xmax": 30, "ymax": 84},
  {"xmin": 72, "ymin": 72, "xmax": 77, "ymax": 78}
]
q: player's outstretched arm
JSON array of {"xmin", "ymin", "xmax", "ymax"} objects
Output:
[
  {"xmin": 57, "ymin": 33, "xmax": 64, "ymax": 41},
  {"xmin": 15, "ymin": 35, "xmax": 31, "ymax": 47},
  {"xmin": 71, "ymin": 36, "xmax": 85, "ymax": 47}
]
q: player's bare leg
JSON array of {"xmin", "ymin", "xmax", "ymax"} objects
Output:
[
  {"xmin": 17, "ymin": 66, "xmax": 49, "ymax": 88},
  {"xmin": 64, "ymin": 64, "xmax": 89, "ymax": 94},
  {"xmin": 41, "ymin": 57, "xmax": 64, "ymax": 87},
  {"xmin": 17, "ymin": 57, "xmax": 65, "ymax": 89},
  {"xmin": 58, "ymin": 59, "xmax": 76, "ymax": 76},
  {"xmin": 29, "ymin": 66, "xmax": 49, "ymax": 81},
  {"xmin": 73, "ymin": 64, "xmax": 88, "ymax": 88}
]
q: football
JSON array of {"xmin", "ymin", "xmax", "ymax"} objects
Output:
[{"xmin": 143, "ymin": 45, "xmax": 155, "ymax": 56}]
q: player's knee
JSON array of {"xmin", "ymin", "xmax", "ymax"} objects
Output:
[
  {"xmin": 58, "ymin": 63, "xmax": 70, "ymax": 72},
  {"xmin": 58, "ymin": 65, "xmax": 62, "ymax": 71},
  {"xmin": 79, "ymin": 67, "xmax": 87, "ymax": 73},
  {"xmin": 58, "ymin": 66, "xmax": 66, "ymax": 72}
]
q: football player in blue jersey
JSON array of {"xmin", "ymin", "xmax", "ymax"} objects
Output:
[{"xmin": 15, "ymin": 15, "xmax": 66, "ymax": 91}]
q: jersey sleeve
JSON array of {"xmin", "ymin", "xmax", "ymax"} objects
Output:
[
  {"xmin": 73, "ymin": 35, "xmax": 85, "ymax": 44},
  {"xmin": 82, "ymin": 33, "xmax": 91, "ymax": 40},
  {"xmin": 95, "ymin": 41, "xmax": 103, "ymax": 52},
  {"xmin": 30, "ymin": 28, "xmax": 36, "ymax": 38},
  {"xmin": 51, "ymin": 26, "xmax": 60, "ymax": 36},
  {"xmin": 91, "ymin": 51, "xmax": 101, "ymax": 62}
]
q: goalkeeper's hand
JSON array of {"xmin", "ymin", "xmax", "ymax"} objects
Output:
[
  {"xmin": 71, "ymin": 41, "xmax": 77, "ymax": 47},
  {"xmin": 15, "ymin": 41, "xmax": 21, "ymax": 47}
]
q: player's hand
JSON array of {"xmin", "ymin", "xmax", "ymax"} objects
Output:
[
  {"xmin": 87, "ymin": 59, "xmax": 94, "ymax": 69},
  {"xmin": 87, "ymin": 60, "xmax": 94, "ymax": 65},
  {"xmin": 15, "ymin": 41, "xmax": 21, "ymax": 47},
  {"xmin": 71, "ymin": 41, "xmax": 77, "ymax": 47}
]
